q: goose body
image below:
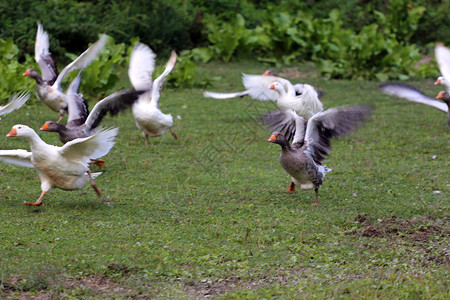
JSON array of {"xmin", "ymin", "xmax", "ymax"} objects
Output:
[
  {"xmin": 23, "ymin": 23, "xmax": 107, "ymax": 122},
  {"xmin": 128, "ymin": 43, "xmax": 178, "ymax": 145},
  {"xmin": 0, "ymin": 125, "xmax": 117, "ymax": 205},
  {"xmin": 264, "ymin": 106, "xmax": 372, "ymax": 205}
]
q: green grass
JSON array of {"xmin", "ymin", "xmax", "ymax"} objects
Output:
[{"xmin": 0, "ymin": 61, "xmax": 448, "ymax": 299}]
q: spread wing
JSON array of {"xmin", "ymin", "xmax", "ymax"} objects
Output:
[
  {"xmin": 35, "ymin": 22, "xmax": 58, "ymax": 84},
  {"xmin": 0, "ymin": 149, "xmax": 34, "ymax": 168},
  {"xmin": 66, "ymin": 71, "xmax": 89, "ymax": 126},
  {"xmin": 241, "ymin": 74, "xmax": 283, "ymax": 101},
  {"xmin": 128, "ymin": 43, "xmax": 156, "ymax": 91},
  {"xmin": 203, "ymin": 90, "xmax": 249, "ymax": 99},
  {"xmin": 85, "ymin": 89, "xmax": 145, "ymax": 130},
  {"xmin": 52, "ymin": 34, "xmax": 107, "ymax": 89},
  {"xmin": 380, "ymin": 82, "xmax": 448, "ymax": 112},
  {"xmin": 435, "ymin": 43, "xmax": 450, "ymax": 83},
  {"xmin": 261, "ymin": 109, "xmax": 306, "ymax": 145},
  {"xmin": 59, "ymin": 127, "xmax": 118, "ymax": 161},
  {"xmin": 304, "ymin": 105, "xmax": 372, "ymax": 164},
  {"xmin": 150, "ymin": 50, "xmax": 177, "ymax": 106},
  {"xmin": 0, "ymin": 92, "xmax": 30, "ymax": 118}
]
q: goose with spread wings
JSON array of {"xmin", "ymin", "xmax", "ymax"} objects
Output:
[
  {"xmin": 203, "ymin": 71, "xmax": 322, "ymax": 100},
  {"xmin": 0, "ymin": 125, "xmax": 118, "ymax": 206},
  {"xmin": 23, "ymin": 22, "xmax": 107, "ymax": 122},
  {"xmin": 39, "ymin": 71, "xmax": 145, "ymax": 143},
  {"xmin": 263, "ymin": 106, "xmax": 372, "ymax": 205},
  {"xmin": 128, "ymin": 43, "xmax": 178, "ymax": 145},
  {"xmin": 0, "ymin": 92, "xmax": 30, "ymax": 119}
]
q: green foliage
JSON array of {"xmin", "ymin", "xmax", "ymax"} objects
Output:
[{"xmin": 0, "ymin": 38, "xmax": 35, "ymax": 100}]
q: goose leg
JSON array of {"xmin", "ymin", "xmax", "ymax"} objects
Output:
[
  {"xmin": 170, "ymin": 127, "xmax": 178, "ymax": 140},
  {"xmin": 56, "ymin": 114, "xmax": 64, "ymax": 123},
  {"xmin": 310, "ymin": 187, "xmax": 319, "ymax": 206},
  {"xmin": 144, "ymin": 133, "xmax": 149, "ymax": 146},
  {"xmin": 87, "ymin": 169, "xmax": 102, "ymax": 196},
  {"xmin": 23, "ymin": 191, "xmax": 46, "ymax": 206},
  {"xmin": 89, "ymin": 159, "xmax": 106, "ymax": 167},
  {"xmin": 287, "ymin": 181, "xmax": 296, "ymax": 192}
]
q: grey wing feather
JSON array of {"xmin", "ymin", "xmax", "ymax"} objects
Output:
[
  {"xmin": 35, "ymin": 22, "xmax": 58, "ymax": 84},
  {"xmin": 305, "ymin": 105, "xmax": 373, "ymax": 164},
  {"xmin": 85, "ymin": 89, "xmax": 145, "ymax": 130},
  {"xmin": 380, "ymin": 82, "xmax": 448, "ymax": 112},
  {"xmin": 261, "ymin": 110, "xmax": 303, "ymax": 143},
  {"xmin": 66, "ymin": 71, "xmax": 89, "ymax": 126}
]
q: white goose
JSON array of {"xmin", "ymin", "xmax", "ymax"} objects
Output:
[
  {"xmin": 203, "ymin": 71, "xmax": 309, "ymax": 100},
  {"xmin": 23, "ymin": 23, "xmax": 107, "ymax": 122},
  {"xmin": 435, "ymin": 43, "xmax": 450, "ymax": 92},
  {"xmin": 269, "ymin": 81, "xmax": 323, "ymax": 119},
  {"xmin": 0, "ymin": 92, "xmax": 30, "ymax": 119},
  {"xmin": 128, "ymin": 43, "xmax": 178, "ymax": 145},
  {"xmin": 0, "ymin": 125, "xmax": 118, "ymax": 206}
]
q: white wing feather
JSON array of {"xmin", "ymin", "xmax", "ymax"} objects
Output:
[
  {"xmin": 128, "ymin": 43, "xmax": 156, "ymax": 91},
  {"xmin": 203, "ymin": 90, "xmax": 249, "ymax": 99},
  {"xmin": 435, "ymin": 43, "xmax": 450, "ymax": 84},
  {"xmin": 151, "ymin": 50, "xmax": 177, "ymax": 106},
  {"xmin": 0, "ymin": 149, "xmax": 34, "ymax": 168},
  {"xmin": 0, "ymin": 92, "xmax": 30, "ymax": 118},
  {"xmin": 52, "ymin": 34, "xmax": 108, "ymax": 89}
]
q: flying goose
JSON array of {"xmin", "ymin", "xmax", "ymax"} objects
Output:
[
  {"xmin": 264, "ymin": 106, "xmax": 372, "ymax": 205},
  {"xmin": 23, "ymin": 23, "xmax": 107, "ymax": 122},
  {"xmin": 39, "ymin": 71, "xmax": 145, "ymax": 143},
  {"xmin": 379, "ymin": 83, "xmax": 449, "ymax": 129},
  {"xmin": 128, "ymin": 43, "xmax": 178, "ymax": 145},
  {"xmin": 0, "ymin": 92, "xmax": 30, "ymax": 119},
  {"xmin": 203, "ymin": 71, "xmax": 318, "ymax": 100},
  {"xmin": 1, "ymin": 125, "xmax": 118, "ymax": 206}
]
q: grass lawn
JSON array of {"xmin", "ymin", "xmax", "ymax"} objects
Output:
[{"xmin": 0, "ymin": 61, "xmax": 448, "ymax": 299}]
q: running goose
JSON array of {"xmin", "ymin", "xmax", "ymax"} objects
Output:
[
  {"xmin": 264, "ymin": 106, "xmax": 372, "ymax": 205},
  {"xmin": 0, "ymin": 92, "xmax": 30, "ymax": 119},
  {"xmin": 0, "ymin": 124, "xmax": 118, "ymax": 206},
  {"xmin": 203, "ymin": 71, "xmax": 314, "ymax": 100},
  {"xmin": 128, "ymin": 43, "xmax": 178, "ymax": 145},
  {"xmin": 23, "ymin": 23, "xmax": 107, "ymax": 122},
  {"xmin": 269, "ymin": 81, "xmax": 323, "ymax": 119},
  {"xmin": 435, "ymin": 43, "xmax": 450, "ymax": 92},
  {"xmin": 379, "ymin": 83, "xmax": 449, "ymax": 129},
  {"xmin": 39, "ymin": 71, "xmax": 144, "ymax": 143}
]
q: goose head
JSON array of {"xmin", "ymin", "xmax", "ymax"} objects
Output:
[
  {"xmin": 267, "ymin": 131, "xmax": 290, "ymax": 150},
  {"xmin": 435, "ymin": 76, "xmax": 448, "ymax": 86},
  {"xmin": 6, "ymin": 125, "xmax": 34, "ymax": 138},
  {"xmin": 269, "ymin": 82, "xmax": 285, "ymax": 94},
  {"xmin": 23, "ymin": 68, "xmax": 43, "ymax": 84},
  {"xmin": 263, "ymin": 70, "xmax": 276, "ymax": 76},
  {"xmin": 40, "ymin": 121, "xmax": 65, "ymax": 133},
  {"xmin": 436, "ymin": 91, "xmax": 450, "ymax": 105}
]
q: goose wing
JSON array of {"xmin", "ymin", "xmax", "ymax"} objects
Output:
[
  {"xmin": 203, "ymin": 90, "xmax": 249, "ymax": 99},
  {"xmin": 59, "ymin": 127, "xmax": 118, "ymax": 162},
  {"xmin": 65, "ymin": 71, "xmax": 89, "ymax": 126},
  {"xmin": 35, "ymin": 23, "xmax": 58, "ymax": 84},
  {"xmin": 150, "ymin": 50, "xmax": 177, "ymax": 106},
  {"xmin": 85, "ymin": 89, "xmax": 145, "ymax": 130},
  {"xmin": 128, "ymin": 43, "xmax": 156, "ymax": 91},
  {"xmin": 0, "ymin": 149, "xmax": 34, "ymax": 168},
  {"xmin": 380, "ymin": 82, "xmax": 448, "ymax": 112},
  {"xmin": 0, "ymin": 92, "xmax": 30, "ymax": 118},
  {"xmin": 52, "ymin": 34, "xmax": 107, "ymax": 89},
  {"xmin": 304, "ymin": 106, "xmax": 372, "ymax": 164},
  {"xmin": 261, "ymin": 109, "xmax": 306, "ymax": 146},
  {"xmin": 435, "ymin": 43, "xmax": 450, "ymax": 83}
]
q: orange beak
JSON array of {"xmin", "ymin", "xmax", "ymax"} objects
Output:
[
  {"xmin": 40, "ymin": 123, "xmax": 49, "ymax": 131},
  {"xmin": 6, "ymin": 128, "xmax": 17, "ymax": 137},
  {"xmin": 263, "ymin": 71, "xmax": 270, "ymax": 76},
  {"xmin": 436, "ymin": 91, "xmax": 444, "ymax": 99},
  {"xmin": 268, "ymin": 134, "xmax": 277, "ymax": 142},
  {"xmin": 269, "ymin": 84, "xmax": 275, "ymax": 90},
  {"xmin": 434, "ymin": 78, "xmax": 441, "ymax": 85},
  {"xmin": 23, "ymin": 70, "xmax": 30, "ymax": 76}
]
